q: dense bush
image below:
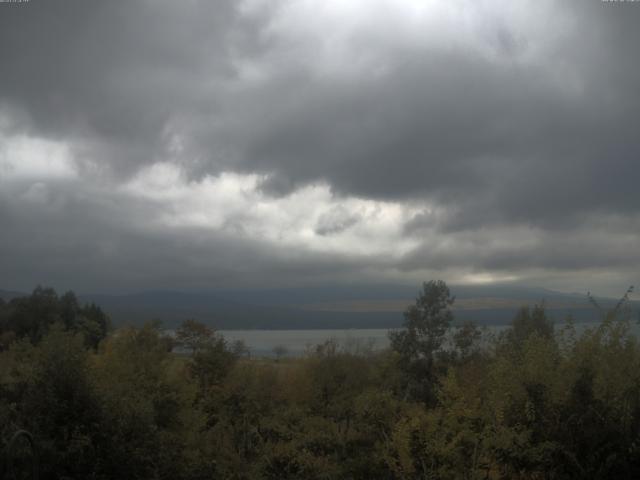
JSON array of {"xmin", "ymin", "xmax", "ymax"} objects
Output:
[{"xmin": 1, "ymin": 283, "xmax": 639, "ymax": 479}]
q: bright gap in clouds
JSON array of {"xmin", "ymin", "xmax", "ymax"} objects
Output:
[
  {"xmin": 462, "ymin": 272, "xmax": 521, "ymax": 285},
  {"xmin": 0, "ymin": 134, "xmax": 76, "ymax": 181},
  {"xmin": 252, "ymin": 0, "xmax": 569, "ymax": 74},
  {"xmin": 123, "ymin": 162, "xmax": 423, "ymax": 257}
]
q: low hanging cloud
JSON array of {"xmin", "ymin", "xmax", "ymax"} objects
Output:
[
  {"xmin": 0, "ymin": 0, "xmax": 639, "ymax": 295},
  {"xmin": 315, "ymin": 206, "xmax": 361, "ymax": 237}
]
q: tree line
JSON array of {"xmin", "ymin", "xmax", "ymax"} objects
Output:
[{"xmin": 1, "ymin": 281, "xmax": 639, "ymax": 479}]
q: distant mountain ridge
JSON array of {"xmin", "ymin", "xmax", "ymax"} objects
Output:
[
  {"xmin": 0, "ymin": 289, "xmax": 25, "ymax": 301},
  {"xmin": 4, "ymin": 284, "xmax": 634, "ymax": 330}
]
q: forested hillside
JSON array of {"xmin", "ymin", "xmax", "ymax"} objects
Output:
[{"xmin": 1, "ymin": 282, "xmax": 639, "ymax": 479}]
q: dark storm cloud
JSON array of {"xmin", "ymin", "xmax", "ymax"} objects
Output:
[
  {"xmin": 0, "ymin": 179, "xmax": 387, "ymax": 293},
  {"xmin": 230, "ymin": 14, "xmax": 640, "ymax": 226},
  {"xmin": 0, "ymin": 0, "xmax": 264, "ymax": 177},
  {"xmin": 398, "ymin": 219, "xmax": 640, "ymax": 273},
  {"xmin": 2, "ymin": 1, "xmax": 638, "ymax": 216},
  {"xmin": 0, "ymin": 0, "xmax": 639, "ymax": 294}
]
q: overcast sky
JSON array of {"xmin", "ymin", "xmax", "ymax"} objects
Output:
[{"xmin": 1, "ymin": 0, "xmax": 639, "ymax": 296}]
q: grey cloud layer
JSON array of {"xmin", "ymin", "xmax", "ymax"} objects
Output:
[
  {"xmin": 1, "ymin": 1, "xmax": 639, "ymax": 294},
  {"xmin": 0, "ymin": 180, "xmax": 384, "ymax": 292}
]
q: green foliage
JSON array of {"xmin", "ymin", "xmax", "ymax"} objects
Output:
[
  {"xmin": 505, "ymin": 303, "xmax": 554, "ymax": 349},
  {"xmin": 0, "ymin": 327, "xmax": 103, "ymax": 478},
  {"xmin": 176, "ymin": 318, "xmax": 238, "ymax": 393},
  {"xmin": 91, "ymin": 322, "xmax": 196, "ymax": 479},
  {"xmin": 2, "ymin": 282, "xmax": 640, "ymax": 479},
  {"xmin": 453, "ymin": 320, "xmax": 483, "ymax": 360},
  {"xmin": 0, "ymin": 286, "xmax": 110, "ymax": 349},
  {"xmin": 390, "ymin": 280, "xmax": 455, "ymax": 358},
  {"xmin": 175, "ymin": 318, "xmax": 214, "ymax": 354},
  {"xmin": 389, "ymin": 280, "xmax": 455, "ymax": 404}
]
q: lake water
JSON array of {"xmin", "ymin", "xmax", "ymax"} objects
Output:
[
  {"xmin": 220, "ymin": 328, "xmax": 393, "ymax": 357},
  {"xmin": 220, "ymin": 321, "xmax": 640, "ymax": 357}
]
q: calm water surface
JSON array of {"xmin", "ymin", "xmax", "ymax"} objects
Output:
[
  {"xmin": 220, "ymin": 321, "xmax": 640, "ymax": 357},
  {"xmin": 220, "ymin": 328, "xmax": 392, "ymax": 357}
]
